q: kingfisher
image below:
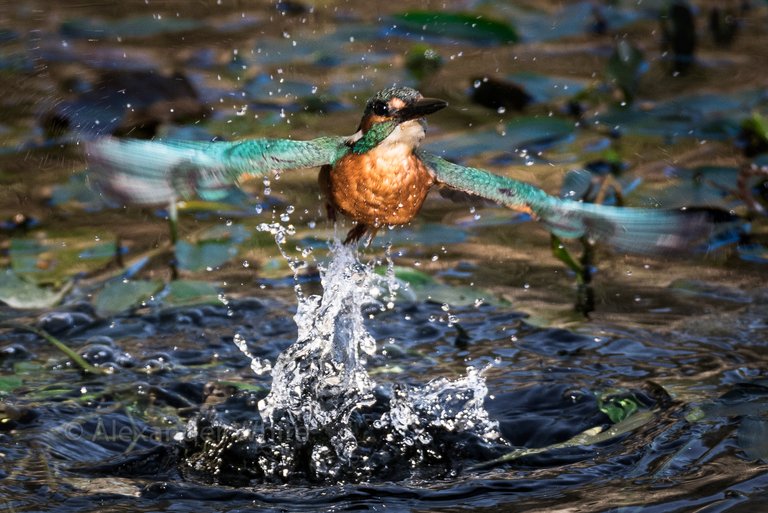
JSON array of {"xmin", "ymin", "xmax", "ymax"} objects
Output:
[{"xmin": 87, "ymin": 86, "xmax": 705, "ymax": 253}]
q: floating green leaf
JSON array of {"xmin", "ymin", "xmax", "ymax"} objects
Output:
[
  {"xmin": 9, "ymin": 235, "xmax": 116, "ymax": 285},
  {"xmin": 376, "ymin": 266, "xmax": 434, "ymax": 288},
  {"xmin": 175, "ymin": 240, "xmax": 237, "ymax": 272},
  {"xmin": 0, "ymin": 270, "xmax": 71, "ymax": 309},
  {"xmin": 375, "ymin": 265, "xmax": 506, "ymax": 307},
  {"xmin": 164, "ymin": 280, "xmax": 221, "ymax": 307},
  {"xmin": 94, "ymin": 279, "xmax": 163, "ymax": 317},
  {"xmin": 391, "ymin": 11, "xmax": 518, "ymax": 45}
]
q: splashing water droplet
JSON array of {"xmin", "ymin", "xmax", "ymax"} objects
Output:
[
  {"xmin": 233, "ymin": 333, "xmax": 272, "ymax": 376},
  {"xmin": 185, "ymin": 238, "xmax": 502, "ymax": 482}
]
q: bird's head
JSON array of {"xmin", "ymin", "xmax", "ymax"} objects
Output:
[{"xmin": 350, "ymin": 86, "xmax": 447, "ymax": 154}]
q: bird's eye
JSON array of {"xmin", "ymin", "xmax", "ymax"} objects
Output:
[{"xmin": 371, "ymin": 101, "xmax": 389, "ymax": 116}]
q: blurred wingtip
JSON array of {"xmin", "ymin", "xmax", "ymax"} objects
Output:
[
  {"xmin": 85, "ymin": 137, "xmax": 180, "ymax": 206},
  {"xmin": 544, "ymin": 201, "xmax": 721, "ymax": 256}
]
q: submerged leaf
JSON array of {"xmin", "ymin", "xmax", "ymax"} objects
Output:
[
  {"xmin": 738, "ymin": 244, "xmax": 768, "ymax": 264},
  {"xmin": 503, "ymin": 116, "xmax": 575, "ymax": 149},
  {"xmin": 370, "ymin": 223, "xmax": 468, "ymax": 248},
  {"xmin": 44, "ymin": 70, "xmax": 203, "ymax": 137},
  {"xmin": 594, "ymin": 89, "xmax": 765, "ymax": 140},
  {"xmin": 94, "ymin": 279, "xmax": 163, "ymax": 317},
  {"xmin": 470, "ymin": 76, "xmax": 533, "ymax": 112}
]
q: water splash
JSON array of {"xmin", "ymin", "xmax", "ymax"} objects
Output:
[
  {"xmin": 256, "ymin": 241, "xmax": 377, "ymax": 471},
  {"xmin": 183, "ymin": 238, "xmax": 503, "ymax": 483}
]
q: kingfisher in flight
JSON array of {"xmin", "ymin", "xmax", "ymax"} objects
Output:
[{"xmin": 87, "ymin": 86, "xmax": 704, "ymax": 253}]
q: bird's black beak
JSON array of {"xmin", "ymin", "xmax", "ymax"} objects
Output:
[{"xmin": 396, "ymin": 98, "xmax": 448, "ymax": 121}]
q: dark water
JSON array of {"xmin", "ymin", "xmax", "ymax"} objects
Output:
[{"xmin": 1, "ymin": 0, "xmax": 768, "ymax": 511}]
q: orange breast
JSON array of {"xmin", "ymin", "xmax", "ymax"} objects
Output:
[{"xmin": 329, "ymin": 151, "xmax": 434, "ymax": 226}]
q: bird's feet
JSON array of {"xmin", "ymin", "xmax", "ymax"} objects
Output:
[{"xmin": 343, "ymin": 223, "xmax": 379, "ymax": 246}]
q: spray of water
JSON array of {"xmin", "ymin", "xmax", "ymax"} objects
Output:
[{"xmin": 185, "ymin": 228, "xmax": 502, "ymax": 483}]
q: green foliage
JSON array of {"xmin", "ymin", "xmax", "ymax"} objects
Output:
[
  {"xmin": 1, "ymin": 322, "xmax": 107, "ymax": 375},
  {"xmin": 175, "ymin": 240, "xmax": 236, "ymax": 272},
  {"xmin": 9, "ymin": 235, "xmax": 116, "ymax": 285},
  {"xmin": 550, "ymin": 235, "xmax": 585, "ymax": 285},
  {"xmin": 94, "ymin": 279, "xmax": 163, "ymax": 317},
  {"xmin": 0, "ymin": 375, "xmax": 23, "ymax": 393},
  {"xmin": 0, "ymin": 270, "xmax": 71, "ymax": 308},
  {"xmin": 599, "ymin": 393, "xmax": 641, "ymax": 424},
  {"xmin": 375, "ymin": 265, "xmax": 507, "ymax": 307},
  {"xmin": 164, "ymin": 280, "xmax": 221, "ymax": 307}
]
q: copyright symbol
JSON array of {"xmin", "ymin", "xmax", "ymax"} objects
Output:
[{"xmin": 60, "ymin": 421, "xmax": 84, "ymax": 441}]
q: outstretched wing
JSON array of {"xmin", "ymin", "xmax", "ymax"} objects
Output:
[
  {"xmin": 86, "ymin": 136, "xmax": 348, "ymax": 205},
  {"xmin": 419, "ymin": 150, "xmax": 710, "ymax": 254}
]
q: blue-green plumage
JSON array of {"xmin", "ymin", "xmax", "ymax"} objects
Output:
[{"xmin": 87, "ymin": 86, "xmax": 708, "ymax": 252}]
